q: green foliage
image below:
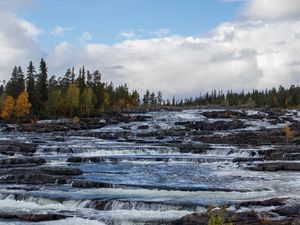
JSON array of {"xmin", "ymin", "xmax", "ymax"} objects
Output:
[
  {"xmin": 80, "ymin": 87, "xmax": 94, "ymax": 116},
  {"xmin": 4, "ymin": 59, "xmax": 159, "ymax": 118},
  {"xmin": 66, "ymin": 84, "xmax": 80, "ymax": 117},
  {"xmin": 36, "ymin": 58, "xmax": 48, "ymax": 111},
  {"xmin": 208, "ymin": 206, "xmax": 233, "ymax": 225},
  {"xmin": 26, "ymin": 61, "xmax": 37, "ymax": 113},
  {"xmin": 6, "ymin": 66, "xmax": 25, "ymax": 99}
]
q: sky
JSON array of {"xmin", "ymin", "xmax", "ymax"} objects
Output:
[{"xmin": 1, "ymin": 0, "xmax": 300, "ymax": 98}]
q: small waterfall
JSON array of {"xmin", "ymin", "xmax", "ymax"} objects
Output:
[{"xmin": 207, "ymin": 145, "xmax": 259, "ymax": 158}]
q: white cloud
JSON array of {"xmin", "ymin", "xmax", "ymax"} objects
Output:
[
  {"xmin": 44, "ymin": 20, "xmax": 300, "ymax": 98},
  {"xmin": 2, "ymin": 3, "xmax": 300, "ymax": 99},
  {"xmin": 51, "ymin": 26, "xmax": 74, "ymax": 37},
  {"xmin": 79, "ymin": 32, "xmax": 92, "ymax": 42},
  {"xmin": 0, "ymin": 11, "xmax": 43, "ymax": 81},
  {"xmin": 242, "ymin": 0, "xmax": 300, "ymax": 21},
  {"xmin": 118, "ymin": 28, "xmax": 172, "ymax": 40},
  {"xmin": 0, "ymin": 0, "xmax": 36, "ymax": 12},
  {"xmin": 118, "ymin": 31, "xmax": 136, "ymax": 39}
]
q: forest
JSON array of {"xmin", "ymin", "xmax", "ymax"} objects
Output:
[{"xmin": 0, "ymin": 58, "xmax": 300, "ymax": 121}]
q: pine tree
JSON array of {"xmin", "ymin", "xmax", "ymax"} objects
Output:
[
  {"xmin": 92, "ymin": 70, "xmax": 104, "ymax": 110},
  {"xmin": 5, "ymin": 66, "xmax": 18, "ymax": 98},
  {"xmin": 172, "ymin": 96, "xmax": 176, "ymax": 106},
  {"xmin": 61, "ymin": 68, "xmax": 72, "ymax": 89},
  {"xmin": 143, "ymin": 90, "xmax": 150, "ymax": 106},
  {"xmin": 37, "ymin": 58, "xmax": 48, "ymax": 111},
  {"xmin": 86, "ymin": 70, "xmax": 93, "ymax": 88},
  {"xmin": 26, "ymin": 61, "xmax": 36, "ymax": 112},
  {"xmin": 131, "ymin": 90, "xmax": 140, "ymax": 106},
  {"xmin": 71, "ymin": 67, "xmax": 75, "ymax": 84},
  {"xmin": 150, "ymin": 92, "xmax": 156, "ymax": 105},
  {"xmin": 77, "ymin": 66, "xmax": 86, "ymax": 94},
  {"xmin": 16, "ymin": 66, "xmax": 25, "ymax": 96},
  {"xmin": 157, "ymin": 91, "xmax": 162, "ymax": 105}
]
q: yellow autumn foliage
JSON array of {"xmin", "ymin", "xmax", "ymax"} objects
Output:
[
  {"xmin": 284, "ymin": 125, "xmax": 293, "ymax": 143},
  {"xmin": 14, "ymin": 91, "xmax": 32, "ymax": 119},
  {"xmin": 1, "ymin": 95, "xmax": 14, "ymax": 120}
]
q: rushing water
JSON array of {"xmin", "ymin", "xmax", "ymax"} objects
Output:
[{"xmin": 0, "ymin": 109, "xmax": 299, "ymax": 224}]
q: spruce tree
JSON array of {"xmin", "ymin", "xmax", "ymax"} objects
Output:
[
  {"xmin": 143, "ymin": 90, "xmax": 150, "ymax": 106},
  {"xmin": 26, "ymin": 61, "xmax": 36, "ymax": 111},
  {"xmin": 5, "ymin": 66, "xmax": 18, "ymax": 98},
  {"xmin": 16, "ymin": 66, "xmax": 25, "ymax": 96},
  {"xmin": 37, "ymin": 58, "xmax": 48, "ymax": 111}
]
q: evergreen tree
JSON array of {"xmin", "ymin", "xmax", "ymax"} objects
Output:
[
  {"xmin": 77, "ymin": 66, "xmax": 86, "ymax": 94},
  {"xmin": 91, "ymin": 70, "xmax": 104, "ymax": 110},
  {"xmin": 26, "ymin": 61, "xmax": 36, "ymax": 111},
  {"xmin": 5, "ymin": 66, "xmax": 18, "ymax": 98},
  {"xmin": 143, "ymin": 90, "xmax": 150, "ymax": 106},
  {"xmin": 131, "ymin": 90, "xmax": 140, "ymax": 106},
  {"xmin": 157, "ymin": 91, "xmax": 162, "ymax": 105},
  {"xmin": 86, "ymin": 70, "xmax": 93, "ymax": 88},
  {"xmin": 150, "ymin": 92, "xmax": 156, "ymax": 105},
  {"xmin": 37, "ymin": 58, "xmax": 48, "ymax": 111},
  {"xmin": 172, "ymin": 96, "xmax": 176, "ymax": 106},
  {"xmin": 16, "ymin": 66, "xmax": 25, "ymax": 96},
  {"xmin": 71, "ymin": 67, "xmax": 75, "ymax": 83},
  {"xmin": 61, "ymin": 68, "xmax": 72, "ymax": 89}
]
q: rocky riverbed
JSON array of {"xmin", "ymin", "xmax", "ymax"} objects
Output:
[{"xmin": 0, "ymin": 108, "xmax": 299, "ymax": 224}]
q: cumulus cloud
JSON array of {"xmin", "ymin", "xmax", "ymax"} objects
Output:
[
  {"xmin": 1, "ymin": 1, "xmax": 300, "ymax": 99},
  {"xmin": 43, "ymin": 20, "xmax": 300, "ymax": 98},
  {"xmin": 242, "ymin": 0, "xmax": 300, "ymax": 21},
  {"xmin": 0, "ymin": 0, "xmax": 36, "ymax": 12},
  {"xmin": 118, "ymin": 31, "xmax": 136, "ymax": 39},
  {"xmin": 51, "ymin": 26, "xmax": 74, "ymax": 37},
  {"xmin": 0, "ymin": 11, "xmax": 43, "ymax": 80},
  {"xmin": 118, "ymin": 28, "xmax": 172, "ymax": 40},
  {"xmin": 79, "ymin": 32, "xmax": 92, "ymax": 42}
]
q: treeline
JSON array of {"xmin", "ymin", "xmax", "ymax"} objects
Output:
[
  {"xmin": 1, "ymin": 58, "xmax": 300, "ymax": 122},
  {"xmin": 0, "ymin": 58, "xmax": 149, "ymax": 121},
  {"xmin": 171, "ymin": 86, "xmax": 300, "ymax": 108}
]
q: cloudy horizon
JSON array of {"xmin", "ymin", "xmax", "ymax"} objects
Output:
[{"xmin": 1, "ymin": 0, "xmax": 300, "ymax": 98}]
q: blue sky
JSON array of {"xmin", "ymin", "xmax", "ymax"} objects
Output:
[
  {"xmin": 1, "ymin": 0, "xmax": 300, "ymax": 97},
  {"xmin": 21, "ymin": 0, "xmax": 242, "ymax": 48}
]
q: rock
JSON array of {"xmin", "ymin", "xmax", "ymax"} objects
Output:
[
  {"xmin": 233, "ymin": 157, "xmax": 263, "ymax": 162},
  {"xmin": 172, "ymin": 212, "xmax": 209, "ymax": 225},
  {"xmin": 171, "ymin": 210, "xmax": 300, "ymax": 225},
  {"xmin": 1, "ymin": 173, "xmax": 66, "ymax": 185},
  {"xmin": 0, "ymin": 157, "xmax": 45, "ymax": 167},
  {"xmin": 202, "ymin": 110, "xmax": 247, "ymax": 119},
  {"xmin": 0, "ymin": 211, "xmax": 68, "ymax": 222},
  {"xmin": 137, "ymin": 125, "xmax": 149, "ymax": 130},
  {"xmin": 40, "ymin": 167, "xmax": 83, "ymax": 176},
  {"xmin": 178, "ymin": 143, "xmax": 211, "ymax": 154},
  {"xmin": 71, "ymin": 180, "xmax": 114, "ymax": 188},
  {"xmin": 273, "ymin": 201, "xmax": 300, "ymax": 217},
  {"xmin": 237, "ymin": 198, "xmax": 288, "ymax": 208},
  {"xmin": 0, "ymin": 141, "xmax": 37, "ymax": 156},
  {"xmin": 194, "ymin": 128, "xmax": 286, "ymax": 145},
  {"xmin": 250, "ymin": 162, "xmax": 300, "ymax": 171},
  {"xmin": 184, "ymin": 120, "xmax": 247, "ymax": 131},
  {"xmin": 264, "ymin": 145, "xmax": 300, "ymax": 160}
]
